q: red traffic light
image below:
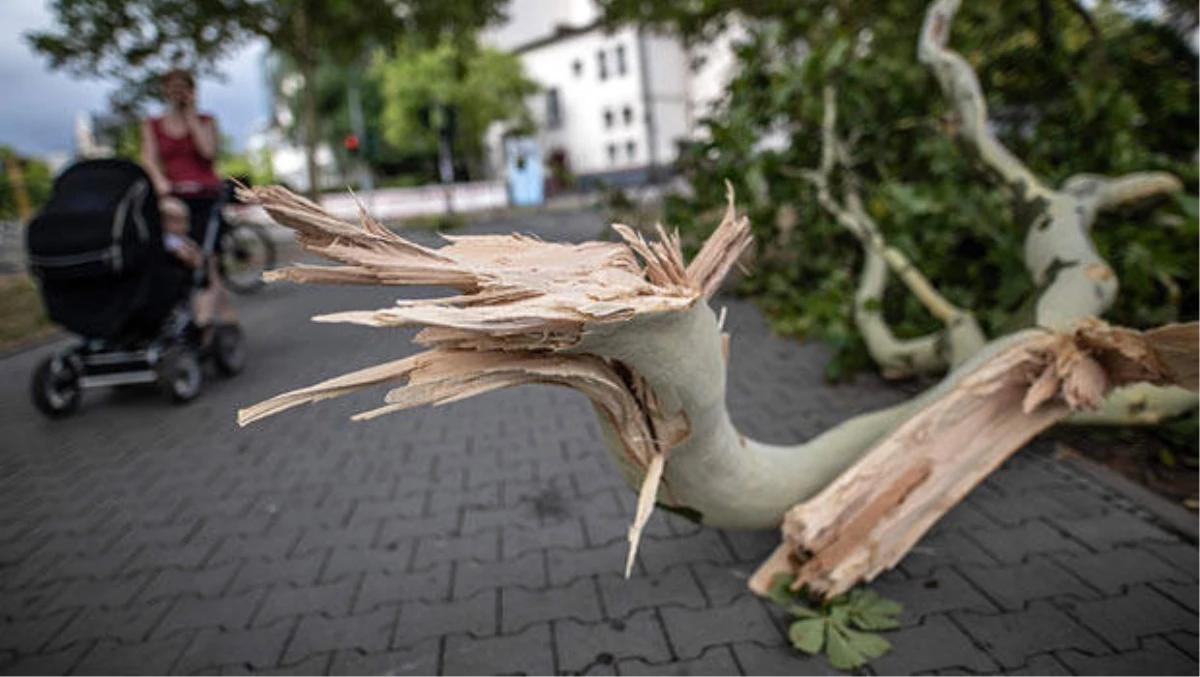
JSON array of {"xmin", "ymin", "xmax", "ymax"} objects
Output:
[{"xmin": 344, "ymin": 134, "xmax": 360, "ymax": 151}]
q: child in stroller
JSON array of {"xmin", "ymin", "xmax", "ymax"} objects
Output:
[{"xmin": 25, "ymin": 158, "xmax": 246, "ymax": 418}]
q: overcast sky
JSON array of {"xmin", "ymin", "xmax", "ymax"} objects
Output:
[{"xmin": 0, "ymin": 1, "xmax": 271, "ymax": 158}]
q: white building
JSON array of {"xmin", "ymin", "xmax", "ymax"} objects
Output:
[{"xmin": 482, "ymin": 0, "xmax": 742, "ymax": 188}]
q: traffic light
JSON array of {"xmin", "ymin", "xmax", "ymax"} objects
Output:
[{"xmin": 344, "ymin": 134, "xmax": 360, "ymax": 153}]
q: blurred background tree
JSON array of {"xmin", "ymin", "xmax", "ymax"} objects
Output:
[
  {"xmin": 0, "ymin": 147, "xmax": 53, "ymax": 222},
  {"xmin": 371, "ymin": 37, "xmax": 536, "ymax": 181},
  {"xmin": 601, "ymin": 0, "xmax": 1198, "ymax": 382},
  {"xmin": 27, "ymin": 0, "xmax": 509, "ymax": 199}
]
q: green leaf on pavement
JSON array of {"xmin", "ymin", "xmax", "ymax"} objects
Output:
[
  {"xmin": 789, "ymin": 618, "xmax": 827, "ymax": 655},
  {"xmin": 824, "ymin": 624, "xmax": 867, "ymax": 671}
]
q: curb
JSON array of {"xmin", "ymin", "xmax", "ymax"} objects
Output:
[{"xmin": 1055, "ymin": 442, "xmax": 1199, "ymax": 544}]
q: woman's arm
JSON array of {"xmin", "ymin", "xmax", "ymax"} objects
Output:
[
  {"xmin": 186, "ymin": 112, "xmax": 218, "ymax": 161},
  {"xmin": 140, "ymin": 119, "xmax": 172, "ymax": 196}
]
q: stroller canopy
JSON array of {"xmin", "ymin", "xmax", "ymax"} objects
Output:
[{"xmin": 27, "ymin": 158, "xmax": 182, "ymax": 342}]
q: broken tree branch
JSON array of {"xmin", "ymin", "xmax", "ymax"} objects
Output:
[{"xmin": 797, "ymin": 86, "xmax": 987, "ymax": 378}]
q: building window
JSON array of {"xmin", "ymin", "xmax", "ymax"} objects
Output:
[
  {"xmin": 622, "ymin": 106, "xmax": 633, "ymax": 126},
  {"xmin": 603, "ymin": 109, "xmax": 614, "ymax": 129},
  {"xmin": 545, "ymin": 88, "xmax": 562, "ymax": 130},
  {"xmin": 616, "ymin": 45, "xmax": 627, "ymax": 76},
  {"xmin": 607, "ymin": 143, "xmax": 617, "ymax": 164},
  {"xmin": 597, "ymin": 50, "xmax": 608, "ymax": 80},
  {"xmin": 572, "ymin": 59, "xmax": 582, "ymax": 77},
  {"xmin": 626, "ymin": 140, "xmax": 636, "ymax": 161}
]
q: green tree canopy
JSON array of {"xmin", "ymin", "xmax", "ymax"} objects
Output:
[
  {"xmin": 371, "ymin": 38, "xmax": 537, "ymax": 177},
  {"xmin": 603, "ymin": 0, "xmax": 1199, "ymax": 379},
  {"xmin": 28, "ymin": 0, "xmax": 509, "ymax": 195}
]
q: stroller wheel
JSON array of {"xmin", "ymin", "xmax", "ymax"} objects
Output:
[
  {"xmin": 157, "ymin": 345, "xmax": 204, "ymax": 403},
  {"xmin": 32, "ymin": 355, "xmax": 82, "ymax": 418},
  {"xmin": 213, "ymin": 324, "xmax": 247, "ymax": 376}
]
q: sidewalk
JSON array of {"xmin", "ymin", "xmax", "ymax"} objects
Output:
[{"xmin": 0, "ymin": 208, "xmax": 1195, "ymax": 675}]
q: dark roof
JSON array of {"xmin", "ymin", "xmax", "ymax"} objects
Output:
[{"xmin": 511, "ymin": 20, "xmax": 605, "ymax": 54}]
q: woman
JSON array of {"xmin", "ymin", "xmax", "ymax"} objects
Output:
[{"xmin": 140, "ymin": 67, "xmax": 237, "ymax": 335}]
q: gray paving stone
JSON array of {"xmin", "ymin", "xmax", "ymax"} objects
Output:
[
  {"xmin": 502, "ymin": 519, "xmax": 587, "ymax": 560},
  {"xmin": 869, "ymin": 615, "xmax": 997, "ymax": 675},
  {"xmin": 898, "ymin": 531, "xmax": 1000, "ymax": 578},
  {"xmin": 636, "ymin": 531, "xmax": 734, "ymax": 575},
  {"xmin": 556, "ymin": 610, "xmax": 672, "ymax": 673},
  {"xmin": 972, "ymin": 520, "xmax": 1088, "ymax": 564},
  {"xmin": 1144, "ymin": 541, "xmax": 1200, "ymax": 576},
  {"xmin": 455, "ymin": 551, "xmax": 546, "ymax": 599},
  {"xmin": 1055, "ymin": 547, "xmax": 1188, "ymax": 594},
  {"xmin": 346, "ymin": 494, "xmax": 426, "ymax": 526},
  {"xmin": 392, "ymin": 591, "xmax": 496, "ymax": 647},
  {"xmin": 206, "ymin": 530, "xmax": 303, "ymax": 565},
  {"xmin": 136, "ymin": 562, "xmax": 240, "ymax": 603},
  {"xmin": 226, "ymin": 652, "xmax": 333, "ymax": 675},
  {"xmin": 1152, "ymin": 580, "xmax": 1199, "ymax": 613},
  {"xmin": 502, "ymin": 578, "xmax": 602, "ymax": 633},
  {"xmin": 689, "ymin": 561, "xmax": 760, "ymax": 608},
  {"xmin": 1162, "ymin": 631, "xmax": 1198, "ymax": 660},
  {"xmin": 321, "ymin": 544, "xmax": 413, "ymax": 582},
  {"xmin": 0, "ymin": 609, "xmax": 78, "ymax": 654},
  {"xmin": 717, "ymin": 530, "xmax": 778, "ymax": 564},
  {"xmin": 0, "ymin": 643, "xmax": 89, "ymax": 676},
  {"xmin": 153, "ymin": 589, "xmax": 265, "ymax": 639},
  {"xmin": 43, "ymin": 572, "xmax": 153, "ymax": 613},
  {"xmin": 411, "ymin": 530, "xmax": 499, "ymax": 570},
  {"xmin": 958, "ymin": 557, "xmax": 1098, "ymax": 611},
  {"xmin": 1056, "ymin": 636, "xmax": 1196, "ymax": 675},
  {"xmin": 48, "ymin": 600, "xmax": 171, "ymax": 650},
  {"xmin": 954, "ymin": 600, "xmax": 1107, "ymax": 669},
  {"xmin": 598, "ymin": 566, "xmax": 706, "ymax": 619},
  {"xmin": 173, "ymin": 619, "xmax": 297, "ymax": 675},
  {"xmin": 730, "ymin": 641, "xmax": 841, "ymax": 676},
  {"xmin": 443, "ymin": 623, "xmax": 555, "ymax": 676},
  {"xmin": 548, "ymin": 540, "xmax": 630, "ymax": 585},
  {"xmin": 969, "ymin": 490, "xmax": 1101, "ymax": 527},
  {"xmin": 253, "ymin": 577, "xmax": 358, "ymax": 626},
  {"xmin": 660, "ymin": 596, "xmax": 779, "ymax": 660},
  {"xmin": 1007, "ymin": 653, "xmax": 1072, "ymax": 675},
  {"xmin": 1058, "ymin": 585, "xmax": 1198, "ymax": 651},
  {"xmin": 282, "ymin": 607, "xmax": 398, "ymax": 664},
  {"xmin": 355, "ymin": 568, "xmax": 451, "ymax": 613},
  {"xmin": 617, "ymin": 645, "xmax": 740, "ymax": 676},
  {"xmin": 72, "ymin": 633, "xmax": 193, "ymax": 675},
  {"xmin": 328, "ymin": 639, "xmax": 441, "ymax": 676},
  {"xmin": 0, "ymin": 581, "xmax": 67, "ymax": 621},
  {"xmin": 293, "ymin": 521, "xmax": 381, "ymax": 556},
  {"xmin": 229, "ymin": 554, "xmax": 325, "ymax": 595},
  {"xmin": 1052, "ymin": 511, "xmax": 1176, "ymax": 551},
  {"xmin": 873, "ymin": 567, "xmax": 998, "ymax": 622}
]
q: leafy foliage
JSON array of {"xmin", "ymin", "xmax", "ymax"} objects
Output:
[
  {"xmin": 768, "ymin": 573, "xmax": 903, "ymax": 670},
  {"xmin": 604, "ymin": 1, "xmax": 1199, "ymax": 380},
  {"xmin": 0, "ymin": 148, "xmax": 53, "ymax": 221},
  {"xmin": 27, "ymin": 0, "xmax": 506, "ymax": 113},
  {"xmin": 371, "ymin": 38, "xmax": 537, "ymax": 176}
]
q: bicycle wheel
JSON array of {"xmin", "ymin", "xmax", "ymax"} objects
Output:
[{"xmin": 218, "ymin": 219, "xmax": 277, "ymax": 295}]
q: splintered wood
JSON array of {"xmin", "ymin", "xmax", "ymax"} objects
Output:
[
  {"xmin": 749, "ymin": 321, "xmax": 1198, "ymax": 599},
  {"xmin": 237, "ymin": 184, "xmax": 748, "ymax": 576}
]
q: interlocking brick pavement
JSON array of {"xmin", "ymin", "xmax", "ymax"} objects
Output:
[{"xmin": 1, "ymin": 209, "xmax": 1195, "ymax": 674}]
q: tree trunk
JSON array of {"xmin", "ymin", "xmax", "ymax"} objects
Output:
[{"xmin": 296, "ymin": 7, "xmax": 322, "ymax": 203}]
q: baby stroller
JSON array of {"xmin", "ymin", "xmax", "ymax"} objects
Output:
[{"xmin": 25, "ymin": 158, "xmax": 245, "ymax": 418}]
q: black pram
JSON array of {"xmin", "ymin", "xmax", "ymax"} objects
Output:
[{"xmin": 25, "ymin": 158, "xmax": 244, "ymax": 417}]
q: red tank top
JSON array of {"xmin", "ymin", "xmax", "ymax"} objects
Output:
[{"xmin": 150, "ymin": 115, "xmax": 222, "ymax": 198}]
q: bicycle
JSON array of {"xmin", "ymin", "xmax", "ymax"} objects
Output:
[{"xmin": 194, "ymin": 179, "xmax": 277, "ymax": 295}]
